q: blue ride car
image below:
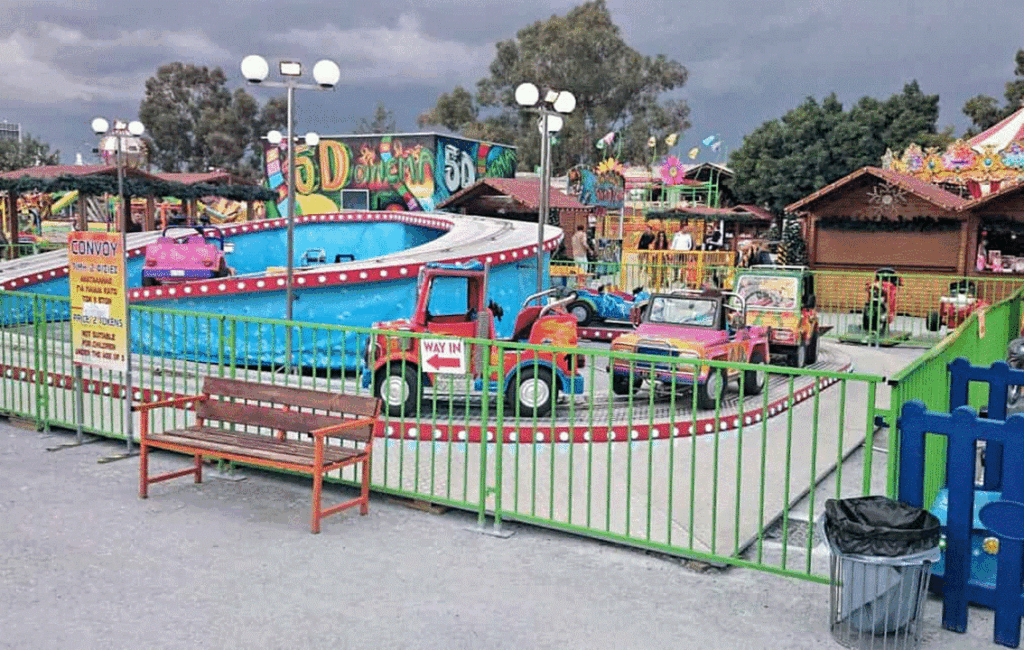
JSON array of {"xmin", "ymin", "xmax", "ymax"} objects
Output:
[{"xmin": 566, "ymin": 285, "xmax": 649, "ymax": 326}]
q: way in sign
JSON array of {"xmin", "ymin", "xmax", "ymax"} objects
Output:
[{"xmin": 420, "ymin": 338, "xmax": 466, "ymax": 373}]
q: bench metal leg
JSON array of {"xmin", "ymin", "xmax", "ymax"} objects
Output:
[
  {"xmin": 194, "ymin": 454, "xmax": 203, "ymax": 483},
  {"xmin": 311, "ymin": 470, "xmax": 323, "ymax": 534},
  {"xmin": 312, "ymin": 437, "xmax": 325, "ymax": 534},
  {"xmin": 360, "ymin": 458, "xmax": 370, "ymax": 516},
  {"xmin": 139, "ymin": 443, "xmax": 149, "ymax": 499}
]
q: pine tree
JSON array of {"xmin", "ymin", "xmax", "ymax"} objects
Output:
[{"xmin": 778, "ymin": 219, "xmax": 808, "ymax": 266}]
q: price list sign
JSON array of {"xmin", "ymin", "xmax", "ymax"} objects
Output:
[{"xmin": 68, "ymin": 232, "xmax": 128, "ymax": 372}]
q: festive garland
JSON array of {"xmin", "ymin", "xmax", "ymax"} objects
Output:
[
  {"xmin": 980, "ymin": 216, "xmax": 1024, "ymax": 235},
  {"xmin": 0, "ymin": 174, "xmax": 275, "ymax": 201},
  {"xmin": 817, "ymin": 215, "xmax": 960, "ymax": 232}
]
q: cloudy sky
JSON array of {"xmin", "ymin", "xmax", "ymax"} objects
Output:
[{"xmin": 3, "ymin": 0, "xmax": 1022, "ymax": 166}]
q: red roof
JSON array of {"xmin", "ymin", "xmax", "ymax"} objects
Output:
[
  {"xmin": 155, "ymin": 171, "xmax": 256, "ymax": 185},
  {"xmin": 731, "ymin": 204, "xmax": 775, "ymax": 221},
  {"xmin": 785, "ymin": 167, "xmax": 970, "ymax": 213},
  {"xmin": 437, "ymin": 177, "xmax": 589, "ymax": 211},
  {"xmin": 0, "ymin": 164, "xmax": 159, "ymax": 181}
]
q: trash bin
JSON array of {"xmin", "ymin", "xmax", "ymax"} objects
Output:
[{"xmin": 823, "ymin": 496, "xmax": 941, "ymax": 649}]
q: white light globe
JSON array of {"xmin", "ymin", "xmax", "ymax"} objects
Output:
[
  {"xmin": 128, "ymin": 121, "xmax": 145, "ymax": 136},
  {"xmin": 304, "ymin": 132, "xmax": 320, "ymax": 146},
  {"xmin": 266, "ymin": 130, "xmax": 283, "ymax": 145},
  {"xmin": 91, "ymin": 117, "xmax": 109, "ymax": 135},
  {"xmin": 312, "ymin": 60, "xmax": 341, "ymax": 88},
  {"xmin": 553, "ymin": 91, "xmax": 576, "ymax": 114},
  {"xmin": 515, "ymin": 82, "xmax": 539, "ymax": 107},
  {"xmin": 546, "ymin": 114, "xmax": 564, "ymax": 133},
  {"xmin": 240, "ymin": 55, "xmax": 270, "ymax": 83}
]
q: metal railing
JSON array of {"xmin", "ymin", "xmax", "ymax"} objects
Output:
[{"xmin": 0, "ymin": 289, "xmax": 888, "ymax": 581}]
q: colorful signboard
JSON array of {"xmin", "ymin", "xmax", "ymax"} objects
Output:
[
  {"xmin": 263, "ymin": 133, "xmax": 517, "ymax": 217},
  {"xmin": 68, "ymin": 231, "xmax": 128, "ymax": 372},
  {"xmin": 568, "ymin": 165, "xmax": 625, "ymax": 209}
]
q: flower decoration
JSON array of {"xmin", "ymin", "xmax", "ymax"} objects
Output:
[
  {"xmin": 596, "ymin": 157, "xmax": 624, "ymax": 175},
  {"xmin": 660, "ymin": 155, "xmax": 685, "ymax": 185}
]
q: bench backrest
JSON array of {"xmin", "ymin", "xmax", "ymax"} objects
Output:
[{"xmin": 196, "ymin": 376, "xmax": 381, "ymax": 443}]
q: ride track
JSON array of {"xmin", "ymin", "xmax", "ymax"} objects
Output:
[{"xmin": 0, "ymin": 210, "xmax": 853, "ymax": 445}]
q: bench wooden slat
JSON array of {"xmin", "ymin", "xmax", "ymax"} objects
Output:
[
  {"xmin": 195, "ymin": 399, "xmax": 370, "ymax": 440},
  {"xmin": 202, "ymin": 377, "xmax": 380, "ymax": 418},
  {"xmin": 148, "ymin": 426, "xmax": 362, "ymax": 467}
]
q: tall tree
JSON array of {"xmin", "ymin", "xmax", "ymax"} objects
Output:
[
  {"xmin": 419, "ymin": 0, "xmax": 689, "ymax": 173},
  {"xmin": 138, "ymin": 63, "xmax": 259, "ymax": 175},
  {"xmin": 355, "ymin": 101, "xmax": 397, "ymax": 134},
  {"xmin": 963, "ymin": 48, "xmax": 1024, "ymax": 135},
  {"xmin": 417, "ymin": 86, "xmax": 478, "ymax": 132},
  {"xmin": 0, "ymin": 134, "xmax": 60, "ymax": 172},
  {"xmin": 730, "ymin": 82, "xmax": 943, "ymax": 215}
]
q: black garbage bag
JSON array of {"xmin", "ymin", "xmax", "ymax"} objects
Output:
[{"xmin": 825, "ymin": 496, "xmax": 940, "ymax": 557}]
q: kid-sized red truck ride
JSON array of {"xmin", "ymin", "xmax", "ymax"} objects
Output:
[{"xmin": 362, "ymin": 261, "xmax": 585, "ymax": 418}]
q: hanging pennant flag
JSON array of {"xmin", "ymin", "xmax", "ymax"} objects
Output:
[
  {"xmin": 596, "ymin": 131, "xmax": 616, "ymax": 149},
  {"xmin": 647, "ymin": 136, "xmax": 657, "ymax": 148},
  {"xmin": 711, "ymin": 140, "xmax": 722, "ymax": 152},
  {"xmin": 688, "ymin": 147, "xmax": 699, "ymax": 159},
  {"xmin": 665, "ymin": 132, "xmax": 678, "ymax": 147},
  {"xmin": 701, "ymin": 134, "xmax": 717, "ymax": 147}
]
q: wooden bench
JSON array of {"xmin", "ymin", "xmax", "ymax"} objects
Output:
[{"xmin": 136, "ymin": 376, "xmax": 382, "ymax": 533}]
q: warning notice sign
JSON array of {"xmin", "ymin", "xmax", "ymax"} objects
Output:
[
  {"xmin": 68, "ymin": 232, "xmax": 128, "ymax": 372},
  {"xmin": 419, "ymin": 338, "xmax": 467, "ymax": 374}
]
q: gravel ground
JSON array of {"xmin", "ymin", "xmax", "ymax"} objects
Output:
[{"xmin": 0, "ymin": 420, "xmax": 1004, "ymax": 650}]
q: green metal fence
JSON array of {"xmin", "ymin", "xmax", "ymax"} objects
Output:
[
  {"xmin": 886, "ymin": 285, "xmax": 1024, "ymax": 505},
  {"xmin": 0, "ymin": 289, "xmax": 888, "ymax": 582}
]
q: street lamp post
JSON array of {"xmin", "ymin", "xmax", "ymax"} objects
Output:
[
  {"xmin": 90, "ymin": 117, "xmax": 144, "ymax": 455},
  {"xmin": 515, "ymin": 83, "xmax": 576, "ymax": 293},
  {"xmin": 92, "ymin": 118, "xmax": 145, "ymax": 234},
  {"xmin": 240, "ymin": 55, "xmax": 340, "ymax": 323}
]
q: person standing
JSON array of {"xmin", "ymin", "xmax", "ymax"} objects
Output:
[
  {"xmin": 571, "ymin": 224, "xmax": 592, "ymax": 271},
  {"xmin": 636, "ymin": 223, "xmax": 656, "ymax": 289},
  {"xmin": 637, "ymin": 223, "xmax": 655, "ymax": 250},
  {"xmin": 670, "ymin": 222, "xmax": 693, "ymax": 251},
  {"xmin": 650, "ymin": 230, "xmax": 670, "ymax": 287}
]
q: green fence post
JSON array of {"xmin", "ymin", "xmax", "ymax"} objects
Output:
[{"xmin": 32, "ymin": 295, "xmax": 48, "ymax": 432}]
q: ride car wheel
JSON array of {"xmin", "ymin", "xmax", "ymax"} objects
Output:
[
  {"xmin": 790, "ymin": 340, "xmax": 807, "ymax": 368},
  {"xmin": 567, "ymin": 300, "xmax": 595, "ymax": 326},
  {"xmin": 805, "ymin": 331, "xmax": 819, "ymax": 365},
  {"xmin": 862, "ymin": 303, "xmax": 888, "ymax": 335},
  {"xmin": 506, "ymin": 366, "xmax": 554, "ymax": 418},
  {"xmin": 743, "ymin": 351, "xmax": 767, "ymax": 395},
  {"xmin": 697, "ymin": 368, "xmax": 726, "ymax": 410},
  {"xmin": 612, "ymin": 374, "xmax": 642, "ymax": 396},
  {"xmin": 374, "ymin": 364, "xmax": 421, "ymax": 417}
]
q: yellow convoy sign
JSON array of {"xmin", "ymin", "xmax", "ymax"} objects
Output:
[{"xmin": 68, "ymin": 232, "xmax": 128, "ymax": 372}]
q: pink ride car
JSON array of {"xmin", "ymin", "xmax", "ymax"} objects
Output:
[{"xmin": 142, "ymin": 225, "xmax": 232, "ymax": 286}]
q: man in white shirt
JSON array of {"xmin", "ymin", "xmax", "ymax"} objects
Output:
[{"xmin": 670, "ymin": 222, "xmax": 693, "ymax": 251}]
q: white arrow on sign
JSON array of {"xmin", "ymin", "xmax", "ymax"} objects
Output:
[{"xmin": 420, "ymin": 338, "xmax": 467, "ymax": 374}]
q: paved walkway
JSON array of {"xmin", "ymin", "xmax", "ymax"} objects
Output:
[{"xmin": 0, "ymin": 418, "xmax": 1003, "ymax": 650}]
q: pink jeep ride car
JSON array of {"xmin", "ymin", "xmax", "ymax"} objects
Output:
[
  {"xmin": 609, "ymin": 289, "xmax": 771, "ymax": 409},
  {"xmin": 142, "ymin": 225, "xmax": 232, "ymax": 286}
]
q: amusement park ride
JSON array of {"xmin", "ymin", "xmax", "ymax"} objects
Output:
[
  {"xmin": 608, "ymin": 289, "xmax": 769, "ymax": 408},
  {"xmin": 363, "ymin": 261, "xmax": 585, "ymax": 418}
]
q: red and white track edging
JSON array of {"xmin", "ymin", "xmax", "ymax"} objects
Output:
[{"xmin": 2, "ymin": 363, "xmax": 848, "ymax": 444}]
